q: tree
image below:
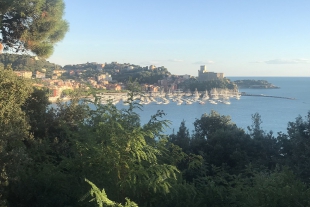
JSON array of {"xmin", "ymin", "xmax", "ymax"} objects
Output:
[
  {"xmin": 22, "ymin": 87, "xmax": 50, "ymax": 137},
  {"xmin": 192, "ymin": 110, "xmax": 237, "ymax": 141},
  {"xmin": 247, "ymin": 113, "xmax": 280, "ymax": 170},
  {"xmin": 0, "ymin": 68, "xmax": 33, "ymax": 205},
  {"xmin": 84, "ymin": 179, "xmax": 139, "ymax": 207},
  {"xmin": 283, "ymin": 112, "xmax": 310, "ymax": 182},
  {"xmin": 72, "ymin": 101, "xmax": 179, "ymax": 205},
  {"xmin": 233, "ymin": 168, "xmax": 310, "ymax": 207},
  {"xmin": 0, "ymin": 0, "xmax": 69, "ymax": 58},
  {"xmin": 247, "ymin": 113, "xmax": 265, "ymax": 139},
  {"xmin": 169, "ymin": 120, "xmax": 191, "ymax": 152}
]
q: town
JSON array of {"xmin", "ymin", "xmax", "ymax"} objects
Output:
[{"xmin": 1, "ymin": 54, "xmax": 237, "ymax": 103}]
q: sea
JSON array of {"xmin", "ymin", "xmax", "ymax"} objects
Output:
[{"xmin": 120, "ymin": 77, "xmax": 310, "ymax": 135}]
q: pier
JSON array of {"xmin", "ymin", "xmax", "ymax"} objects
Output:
[{"xmin": 241, "ymin": 92, "xmax": 295, "ymax": 100}]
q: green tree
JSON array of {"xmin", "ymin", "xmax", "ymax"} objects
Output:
[
  {"xmin": 84, "ymin": 179, "xmax": 138, "ymax": 207},
  {"xmin": 0, "ymin": 0, "xmax": 69, "ymax": 58},
  {"xmin": 169, "ymin": 120, "xmax": 191, "ymax": 152},
  {"xmin": 0, "ymin": 68, "xmax": 33, "ymax": 205},
  {"xmin": 7, "ymin": 96, "xmax": 91, "ymax": 207},
  {"xmin": 247, "ymin": 113, "xmax": 280, "ymax": 170},
  {"xmin": 234, "ymin": 168, "xmax": 310, "ymax": 207},
  {"xmin": 71, "ymin": 101, "xmax": 179, "ymax": 206},
  {"xmin": 21, "ymin": 87, "xmax": 50, "ymax": 138},
  {"xmin": 192, "ymin": 110, "xmax": 237, "ymax": 141},
  {"xmin": 189, "ymin": 111, "xmax": 259, "ymax": 174},
  {"xmin": 9, "ymin": 93, "xmax": 180, "ymax": 206},
  {"xmin": 178, "ymin": 78, "xmax": 237, "ymax": 92},
  {"xmin": 282, "ymin": 112, "xmax": 310, "ymax": 182}
]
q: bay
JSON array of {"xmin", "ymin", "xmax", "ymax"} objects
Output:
[{"xmin": 121, "ymin": 77, "xmax": 310, "ymax": 135}]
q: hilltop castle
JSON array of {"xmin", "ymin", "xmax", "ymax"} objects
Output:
[{"xmin": 197, "ymin": 65, "xmax": 224, "ymax": 82}]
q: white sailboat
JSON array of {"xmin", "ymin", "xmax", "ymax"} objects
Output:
[
  {"xmin": 202, "ymin": 90, "xmax": 209, "ymax": 100},
  {"xmin": 211, "ymin": 88, "xmax": 219, "ymax": 100}
]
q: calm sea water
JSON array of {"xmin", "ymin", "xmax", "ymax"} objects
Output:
[{"xmin": 123, "ymin": 77, "xmax": 310, "ymax": 135}]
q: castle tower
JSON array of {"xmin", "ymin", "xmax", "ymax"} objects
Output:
[{"xmin": 200, "ymin": 65, "xmax": 207, "ymax": 72}]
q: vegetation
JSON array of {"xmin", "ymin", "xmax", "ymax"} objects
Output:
[
  {"xmin": 0, "ymin": 53, "xmax": 59, "ymax": 73},
  {"xmin": 0, "ymin": 53, "xmax": 238, "ymax": 95},
  {"xmin": 2, "ymin": 2, "xmax": 308, "ymax": 205},
  {"xmin": 0, "ymin": 0, "xmax": 69, "ymax": 58},
  {"xmin": 179, "ymin": 77, "xmax": 237, "ymax": 92},
  {"xmin": 112, "ymin": 66, "xmax": 171, "ymax": 84},
  {"xmin": 1, "ymin": 68, "xmax": 310, "ymax": 206},
  {"xmin": 234, "ymin": 79, "xmax": 280, "ymax": 89}
]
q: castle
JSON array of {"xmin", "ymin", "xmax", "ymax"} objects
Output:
[{"xmin": 197, "ymin": 65, "xmax": 224, "ymax": 82}]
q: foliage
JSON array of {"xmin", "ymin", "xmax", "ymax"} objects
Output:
[
  {"xmin": 63, "ymin": 62, "xmax": 98, "ymax": 70},
  {"xmin": 22, "ymin": 87, "xmax": 50, "ymax": 137},
  {"xmin": 71, "ymin": 98, "xmax": 179, "ymax": 205},
  {"xmin": 234, "ymin": 79, "xmax": 279, "ymax": 89},
  {"xmin": 179, "ymin": 77, "xmax": 237, "ymax": 92},
  {"xmin": 169, "ymin": 120, "xmax": 191, "ymax": 152},
  {"xmin": 0, "ymin": 68, "xmax": 33, "ymax": 205},
  {"xmin": 247, "ymin": 113, "xmax": 280, "ymax": 170},
  {"xmin": 0, "ymin": 53, "xmax": 59, "ymax": 75},
  {"xmin": 1, "ymin": 67, "xmax": 310, "ymax": 206},
  {"xmin": 84, "ymin": 179, "xmax": 138, "ymax": 207},
  {"xmin": 192, "ymin": 110, "xmax": 237, "ymax": 141},
  {"xmin": 282, "ymin": 112, "xmax": 310, "ymax": 182},
  {"xmin": 233, "ymin": 168, "xmax": 310, "ymax": 207},
  {"xmin": 0, "ymin": 0, "xmax": 69, "ymax": 58},
  {"xmin": 112, "ymin": 67, "xmax": 171, "ymax": 84}
]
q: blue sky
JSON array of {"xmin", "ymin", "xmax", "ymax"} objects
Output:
[{"xmin": 48, "ymin": 0, "xmax": 310, "ymax": 76}]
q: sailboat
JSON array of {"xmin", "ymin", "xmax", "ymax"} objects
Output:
[
  {"xmin": 210, "ymin": 88, "xmax": 219, "ymax": 100},
  {"xmin": 202, "ymin": 90, "xmax": 209, "ymax": 100}
]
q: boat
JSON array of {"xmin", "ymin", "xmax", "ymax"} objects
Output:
[
  {"xmin": 193, "ymin": 89, "xmax": 200, "ymax": 101},
  {"xmin": 185, "ymin": 99, "xmax": 193, "ymax": 105},
  {"xmin": 210, "ymin": 88, "xmax": 219, "ymax": 100},
  {"xmin": 202, "ymin": 90, "xmax": 209, "ymax": 100},
  {"xmin": 209, "ymin": 100, "xmax": 217, "ymax": 104}
]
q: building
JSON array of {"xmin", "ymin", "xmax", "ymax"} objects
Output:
[
  {"xmin": 179, "ymin": 74, "xmax": 191, "ymax": 80},
  {"xmin": 142, "ymin": 84, "xmax": 160, "ymax": 92},
  {"xmin": 13, "ymin": 71, "xmax": 32, "ymax": 79},
  {"xmin": 149, "ymin": 65, "xmax": 156, "ymax": 70},
  {"xmin": 35, "ymin": 71, "xmax": 46, "ymax": 79},
  {"xmin": 96, "ymin": 64, "xmax": 105, "ymax": 70},
  {"xmin": 53, "ymin": 69, "xmax": 66, "ymax": 77},
  {"xmin": 106, "ymin": 84, "xmax": 122, "ymax": 91},
  {"xmin": 97, "ymin": 73, "xmax": 112, "ymax": 82},
  {"xmin": 51, "ymin": 88, "xmax": 61, "ymax": 97},
  {"xmin": 197, "ymin": 65, "xmax": 224, "ymax": 82}
]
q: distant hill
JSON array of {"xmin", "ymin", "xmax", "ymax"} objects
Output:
[
  {"xmin": 178, "ymin": 77, "xmax": 238, "ymax": 92},
  {"xmin": 234, "ymin": 79, "xmax": 280, "ymax": 89},
  {"xmin": 64, "ymin": 61, "xmax": 172, "ymax": 84},
  {"xmin": 0, "ymin": 53, "xmax": 61, "ymax": 73}
]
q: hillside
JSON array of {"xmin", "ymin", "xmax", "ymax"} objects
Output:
[
  {"xmin": 234, "ymin": 79, "xmax": 280, "ymax": 89},
  {"xmin": 0, "ymin": 53, "xmax": 60, "ymax": 73}
]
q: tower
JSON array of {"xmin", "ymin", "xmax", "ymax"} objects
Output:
[{"xmin": 200, "ymin": 65, "xmax": 207, "ymax": 72}]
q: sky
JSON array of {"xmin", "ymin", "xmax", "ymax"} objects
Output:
[{"xmin": 47, "ymin": 0, "xmax": 310, "ymax": 77}]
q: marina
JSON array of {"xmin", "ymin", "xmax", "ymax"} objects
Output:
[
  {"xmin": 87, "ymin": 88, "xmax": 240, "ymax": 106},
  {"xmin": 50, "ymin": 77, "xmax": 309, "ymax": 135}
]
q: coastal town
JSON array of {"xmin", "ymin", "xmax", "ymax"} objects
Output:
[
  {"xmin": 1, "ymin": 1, "xmax": 310, "ymax": 207},
  {"xmin": 1, "ymin": 54, "xmax": 285, "ymax": 105},
  {"xmin": 3, "ymin": 54, "xmax": 239, "ymax": 103}
]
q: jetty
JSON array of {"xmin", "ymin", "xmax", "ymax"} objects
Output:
[{"xmin": 241, "ymin": 92, "xmax": 295, "ymax": 100}]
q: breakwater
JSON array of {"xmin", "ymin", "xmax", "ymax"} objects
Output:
[{"xmin": 241, "ymin": 92, "xmax": 295, "ymax": 100}]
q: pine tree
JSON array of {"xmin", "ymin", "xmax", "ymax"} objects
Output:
[{"xmin": 0, "ymin": 0, "xmax": 69, "ymax": 58}]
